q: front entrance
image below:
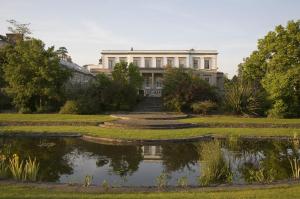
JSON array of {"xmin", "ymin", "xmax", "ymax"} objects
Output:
[{"xmin": 142, "ymin": 73, "xmax": 163, "ymax": 97}]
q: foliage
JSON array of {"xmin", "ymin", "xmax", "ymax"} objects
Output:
[
  {"xmin": 241, "ymin": 162, "xmax": 276, "ymax": 184},
  {"xmin": 163, "ymin": 68, "xmax": 218, "ymax": 112},
  {"xmin": 177, "ymin": 176, "xmax": 188, "ymax": 188},
  {"xmin": 111, "ymin": 62, "xmax": 143, "ymax": 110},
  {"xmin": 191, "ymin": 100, "xmax": 217, "ymax": 114},
  {"xmin": 224, "ymin": 78, "xmax": 268, "ymax": 116},
  {"xmin": 3, "ymin": 39, "xmax": 71, "ymax": 113},
  {"xmin": 67, "ymin": 62, "xmax": 143, "ymax": 113},
  {"xmin": 198, "ymin": 141, "xmax": 233, "ymax": 186},
  {"xmin": 7, "ymin": 19, "xmax": 31, "ymax": 36},
  {"xmin": 155, "ymin": 172, "xmax": 170, "ymax": 189},
  {"xmin": 0, "ymin": 154, "xmax": 8, "ymax": 179},
  {"xmin": 56, "ymin": 47, "xmax": 71, "ymax": 62},
  {"xmin": 59, "ymin": 100, "xmax": 80, "ymax": 114},
  {"xmin": 239, "ymin": 20, "xmax": 300, "ymax": 118},
  {"xmin": 101, "ymin": 180, "xmax": 110, "ymax": 191},
  {"xmin": 8, "ymin": 154, "xmax": 24, "ymax": 180},
  {"xmin": 23, "ymin": 157, "xmax": 40, "ymax": 181},
  {"xmin": 287, "ymin": 138, "xmax": 300, "ymax": 179},
  {"xmin": 84, "ymin": 175, "xmax": 93, "ymax": 187}
]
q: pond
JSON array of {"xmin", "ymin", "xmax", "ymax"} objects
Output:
[{"xmin": 0, "ymin": 137, "xmax": 299, "ymax": 187}]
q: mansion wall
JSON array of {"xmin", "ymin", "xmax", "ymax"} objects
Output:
[{"xmin": 91, "ymin": 49, "xmax": 224, "ymax": 96}]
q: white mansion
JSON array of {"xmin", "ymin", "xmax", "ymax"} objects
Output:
[{"xmin": 87, "ymin": 49, "xmax": 224, "ymax": 97}]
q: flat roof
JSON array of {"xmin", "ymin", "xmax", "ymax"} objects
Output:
[{"xmin": 101, "ymin": 49, "xmax": 218, "ymax": 55}]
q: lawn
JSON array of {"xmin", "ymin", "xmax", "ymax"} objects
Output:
[
  {"xmin": 181, "ymin": 115, "xmax": 300, "ymax": 124},
  {"xmin": 1, "ymin": 126, "xmax": 300, "ymax": 139},
  {"xmin": 0, "ymin": 113, "xmax": 114, "ymax": 122},
  {"xmin": 0, "ymin": 184, "xmax": 300, "ymax": 199}
]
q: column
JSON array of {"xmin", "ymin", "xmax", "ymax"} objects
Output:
[{"xmin": 151, "ymin": 73, "xmax": 154, "ymax": 89}]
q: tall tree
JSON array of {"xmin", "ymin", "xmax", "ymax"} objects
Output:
[
  {"xmin": 239, "ymin": 20, "xmax": 300, "ymax": 118},
  {"xmin": 3, "ymin": 39, "xmax": 71, "ymax": 112},
  {"xmin": 56, "ymin": 47, "xmax": 69, "ymax": 60},
  {"xmin": 7, "ymin": 19, "xmax": 31, "ymax": 36},
  {"xmin": 111, "ymin": 62, "xmax": 143, "ymax": 110}
]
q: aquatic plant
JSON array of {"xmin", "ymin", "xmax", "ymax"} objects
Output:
[
  {"xmin": 288, "ymin": 157, "xmax": 300, "ymax": 179},
  {"xmin": 177, "ymin": 176, "xmax": 188, "ymax": 188},
  {"xmin": 156, "ymin": 172, "xmax": 170, "ymax": 189},
  {"xmin": 0, "ymin": 154, "xmax": 8, "ymax": 179},
  {"xmin": 9, "ymin": 154, "xmax": 24, "ymax": 180},
  {"xmin": 247, "ymin": 167, "xmax": 275, "ymax": 183},
  {"xmin": 198, "ymin": 141, "xmax": 233, "ymax": 186},
  {"xmin": 23, "ymin": 157, "xmax": 40, "ymax": 181},
  {"xmin": 101, "ymin": 180, "xmax": 109, "ymax": 191},
  {"xmin": 84, "ymin": 175, "xmax": 93, "ymax": 187},
  {"xmin": 287, "ymin": 135, "xmax": 300, "ymax": 179}
]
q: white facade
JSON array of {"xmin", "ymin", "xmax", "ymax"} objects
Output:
[
  {"xmin": 92, "ymin": 49, "xmax": 224, "ymax": 97},
  {"xmin": 101, "ymin": 49, "xmax": 218, "ymax": 70}
]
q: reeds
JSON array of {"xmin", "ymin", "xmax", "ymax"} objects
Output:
[
  {"xmin": 0, "ymin": 154, "xmax": 8, "ymax": 179},
  {"xmin": 8, "ymin": 154, "xmax": 40, "ymax": 181}
]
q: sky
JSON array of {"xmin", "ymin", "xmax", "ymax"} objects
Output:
[{"xmin": 0, "ymin": 0, "xmax": 299, "ymax": 77}]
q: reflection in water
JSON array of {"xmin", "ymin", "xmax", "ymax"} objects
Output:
[{"xmin": 0, "ymin": 137, "xmax": 299, "ymax": 186}]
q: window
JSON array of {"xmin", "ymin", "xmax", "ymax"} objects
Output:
[
  {"xmin": 179, "ymin": 57, "xmax": 186, "ymax": 68},
  {"xmin": 108, "ymin": 57, "xmax": 115, "ymax": 69},
  {"xmin": 145, "ymin": 57, "xmax": 152, "ymax": 68},
  {"xmin": 193, "ymin": 58, "xmax": 200, "ymax": 69},
  {"xmin": 167, "ymin": 57, "xmax": 174, "ymax": 67},
  {"xmin": 204, "ymin": 59, "xmax": 210, "ymax": 69},
  {"xmin": 155, "ymin": 146, "xmax": 162, "ymax": 155},
  {"xmin": 156, "ymin": 78, "xmax": 162, "ymax": 88},
  {"xmin": 133, "ymin": 57, "xmax": 141, "ymax": 67},
  {"xmin": 119, "ymin": 57, "xmax": 127, "ymax": 63},
  {"xmin": 156, "ymin": 57, "xmax": 163, "ymax": 68},
  {"xmin": 145, "ymin": 77, "xmax": 151, "ymax": 88},
  {"xmin": 143, "ymin": 146, "xmax": 152, "ymax": 156}
]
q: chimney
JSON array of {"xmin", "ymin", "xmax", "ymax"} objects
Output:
[{"xmin": 131, "ymin": 47, "xmax": 133, "ymax": 51}]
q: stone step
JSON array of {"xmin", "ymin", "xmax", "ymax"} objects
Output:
[{"xmin": 102, "ymin": 119, "xmax": 198, "ymax": 129}]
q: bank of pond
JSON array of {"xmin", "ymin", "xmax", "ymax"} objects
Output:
[{"xmin": 0, "ymin": 136, "xmax": 300, "ymax": 188}]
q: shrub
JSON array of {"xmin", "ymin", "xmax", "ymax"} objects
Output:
[
  {"xmin": 224, "ymin": 80, "xmax": 268, "ymax": 116},
  {"xmin": 198, "ymin": 141, "xmax": 233, "ymax": 186},
  {"xmin": 59, "ymin": 100, "xmax": 79, "ymax": 114},
  {"xmin": 191, "ymin": 100, "xmax": 217, "ymax": 114},
  {"xmin": 163, "ymin": 68, "xmax": 219, "ymax": 112}
]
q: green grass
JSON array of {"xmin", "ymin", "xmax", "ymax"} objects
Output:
[
  {"xmin": 1, "ymin": 126, "xmax": 300, "ymax": 139},
  {"xmin": 1, "ymin": 184, "xmax": 300, "ymax": 199},
  {"xmin": 0, "ymin": 114, "xmax": 114, "ymax": 122},
  {"xmin": 181, "ymin": 115, "xmax": 300, "ymax": 124}
]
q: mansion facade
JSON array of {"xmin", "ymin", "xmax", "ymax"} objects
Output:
[{"xmin": 88, "ymin": 49, "xmax": 224, "ymax": 97}]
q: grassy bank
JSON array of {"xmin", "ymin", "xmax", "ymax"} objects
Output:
[
  {"xmin": 181, "ymin": 115, "xmax": 300, "ymax": 124},
  {"xmin": 0, "ymin": 114, "xmax": 114, "ymax": 122},
  {"xmin": 1, "ymin": 126, "xmax": 300, "ymax": 139},
  {"xmin": 1, "ymin": 184, "xmax": 300, "ymax": 199}
]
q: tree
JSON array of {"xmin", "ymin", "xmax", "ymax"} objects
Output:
[
  {"xmin": 56, "ymin": 47, "xmax": 70, "ymax": 61},
  {"xmin": 163, "ymin": 68, "xmax": 218, "ymax": 112},
  {"xmin": 7, "ymin": 19, "xmax": 31, "ymax": 36},
  {"xmin": 3, "ymin": 39, "xmax": 71, "ymax": 113},
  {"xmin": 239, "ymin": 20, "xmax": 300, "ymax": 118},
  {"xmin": 111, "ymin": 62, "xmax": 143, "ymax": 110}
]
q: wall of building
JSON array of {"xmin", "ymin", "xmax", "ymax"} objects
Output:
[{"xmin": 101, "ymin": 53, "xmax": 218, "ymax": 70}]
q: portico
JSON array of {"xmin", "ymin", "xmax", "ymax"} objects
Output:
[{"xmin": 140, "ymin": 68, "xmax": 164, "ymax": 97}]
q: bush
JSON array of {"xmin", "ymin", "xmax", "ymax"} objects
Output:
[
  {"xmin": 224, "ymin": 79, "xmax": 268, "ymax": 116},
  {"xmin": 163, "ymin": 68, "xmax": 219, "ymax": 112},
  {"xmin": 59, "ymin": 100, "xmax": 79, "ymax": 114},
  {"xmin": 191, "ymin": 100, "xmax": 217, "ymax": 115}
]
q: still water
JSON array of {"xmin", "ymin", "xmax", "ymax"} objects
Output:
[{"xmin": 0, "ymin": 137, "xmax": 298, "ymax": 186}]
